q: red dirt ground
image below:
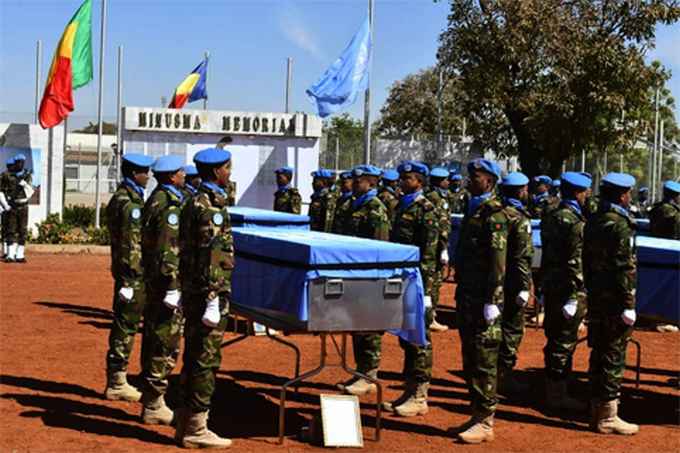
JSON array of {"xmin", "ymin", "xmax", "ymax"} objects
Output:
[{"xmin": 1, "ymin": 254, "xmax": 678, "ymax": 452}]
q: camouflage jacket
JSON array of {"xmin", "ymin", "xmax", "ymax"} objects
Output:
[
  {"xmin": 529, "ymin": 193, "xmax": 554, "ymax": 219},
  {"xmin": 448, "ymin": 188, "xmax": 469, "ymax": 214},
  {"xmin": 142, "ymin": 185, "xmax": 183, "ymax": 290},
  {"xmin": 2, "ymin": 170, "xmax": 33, "ymax": 205},
  {"xmin": 273, "ymin": 187, "xmax": 302, "ymax": 214},
  {"xmin": 583, "ymin": 195, "xmax": 600, "ymax": 220},
  {"xmin": 106, "ymin": 182, "xmax": 145, "ymax": 288},
  {"xmin": 331, "ymin": 193, "xmax": 354, "ymax": 235},
  {"xmin": 391, "ymin": 193, "xmax": 439, "ymax": 296},
  {"xmin": 348, "ymin": 193, "xmax": 390, "ymax": 241},
  {"xmin": 225, "ymin": 180, "xmax": 236, "ymax": 207},
  {"xmin": 180, "ymin": 183, "xmax": 234, "ymax": 298},
  {"xmin": 454, "ymin": 194, "xmax": 508, "ymax": 305},
  {"xmin": 503, "ymin": 203, "xmax": 533, "ymax": 296},
  {"xmin": 309, "ymin": 188, "xmax": 336, "ymax": 232},
  {"xmin": 541, "ymin": 202, "xmax": 586, "ymax": 301},
  {"xmin": 629, "ymin": 199, "xmax": 651, "ymax": 219},
  {"xmin": 649, "ymin": 199, "xmax": 680, "ymax": 240},
  {"xmin": 424, "ymin": 187, "xmax": 451, "ymax": 257},
  {"xmin": 583, "ymin": 202, "xmax": 637, "ymax": 313},
  {"xmin": 377, "ymin": 187, "xmax": 399, "ymax": 223}
]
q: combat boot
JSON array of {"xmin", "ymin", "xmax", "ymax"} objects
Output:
[
  {"xmin": 181, "ymin": 410, "xmax": 232, "ymax": 449},
  {"xmin": 339, "ymin": 369, "xmax": 378, "ymax": 396},
  {"xmin": 141, "ymin": 395, "xmax": 174, "ymax": 425},
  {"xmin": 498, "ymin": 367, "xmax": 528, "ymax": 397},
  {"xmin": 393, "ymin": 382, "xmax": 429, "ymax": 417},
  {"xmin": 595, "ymin": 399, "xmax": 639, "ymax": 435},
  {"xmin": 430, "ymin": 317, "xmax": 449, "ymax": 333},
  {"xmin": 545, "ymin": 378, "xmax": 586, "ymax": 412},
  {"xmin": 382, "ymin": 382, "xmax": 416, "ymax": 413},
  {"xmin": 458, "ymin": 413, "xmax": 494, "ymax": 444},
  {"xmin": 104, "ymin": 371, "xmax": 141, "ymax": 402}
]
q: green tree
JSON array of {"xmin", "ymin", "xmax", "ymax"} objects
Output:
[
  {"xmin": 74, "ymin": 121, "xmax": 117, "ymax": 134},
  {"xmin": 321, "ymin": 113, "xmax": 364, "ymax": 170}
]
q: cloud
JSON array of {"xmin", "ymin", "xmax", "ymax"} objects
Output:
[{"xmin": 278, "ymin": 2, "xmax": 326, "ymax": 62}]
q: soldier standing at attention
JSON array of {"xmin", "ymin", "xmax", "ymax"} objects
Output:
[
  {"xmin": 425, "ymin": 167, "xmax": 452, "ymax": 333},
  {"xmin": 497, "ymin": 172, "xmax": 533, "ymax": 396},
  {"xmin": 182, "ymin": 165, "xmax": 201, "ymax": 197},
  {"xmin": 104, "ymin": 153, "xmax": 155, "ymax": 402},
  {"xmin": 175, "ymin": 148, "xmax": 234, "ymax": 448},
  {"xmin": 530, "ymin": 175, "xmax": 552, "ymax": 218},
  {"xmin": 630, "ymin": 187, "xmax": 650, "ymax": 219},
  {"xmin": 139, "ymin": 155, "xmax": 186, "ymax": 425},
  {"xmin": 541, "ymin": 172, "xmax": 592, "ymax": 412},
  {"xmin": 225, "ymin": 180, "xmax": 236, "ymax": 207},
  {"xmin": 308, "ymin": 169, "xmax": 336, "ymax": 232},
  {"xmin": 273, "ymin": 167, "xmax": 302, "ymax": 214},
  {"xmin": 2, "ymin": 153, "xmax": 34, "ymax": 263},
  {"xmin": 378, "ymin": 169, "xmax": 400, "ymax": 222},
  {"xmin": 583, "ymin": 172, "xmax": 639, "ymax": 435},
  {"xmin": 0, "ymin": 157, "xmax": 15, "ymax": 259},
  {"xmin": 331, "ymin": 170, "xmax": 354, "ymax": 234},
  {"xmin": 448, "ymin": 173, "xmax": 468, "ymax": 214},
  {"xmin": 454, "ymin": 158, "xmax": 506, "ymax": 444},
  {"xmin": 649, "ymin": 181, "xmax": 680, "ymax": 239},
  {"xmin": 337, "ymin": 165, "xmax": 390, "ymax": 395},
  {"xmin": 383, "ymin": 161, "xmax": 438, "ymax": 418}
]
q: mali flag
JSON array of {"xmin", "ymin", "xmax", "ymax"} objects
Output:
[
  {"xmin": 39, "ymin": 0, "xmax": 93, "ymax": 129},
  {"xmin": 168, "ymin": 59, "xmax": 209, "ymax": 109}
]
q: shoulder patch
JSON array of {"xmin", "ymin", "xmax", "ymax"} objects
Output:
[
  {"xmin": 167, "ymin": 212, "xmax": 179, "ymax": 225},
  {"xmin": 212, "ymin": 212, "xmax": 224, "ymax": 226},
  {"xmin": 131, "ymin": 208, "xmax": 141, "ymax": 220}
]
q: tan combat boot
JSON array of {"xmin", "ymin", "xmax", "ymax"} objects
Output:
[
  {"xmin": 545, "ymin": 378, "xmax": 586, "ymax": 412},
  {"xmin": 141, "ymin": 395, "xmax": 174, "ymax": 425},
  {"xmin": 458, "ymin": 413, "xmax": 494, "ymax": 444},
  {"xmin": 182, "ymin": 410, "xmax": 232, "ymax": 449},
  {"xmin": 430, "ymin": 317, "xmax": 449, "ymax": 333},
  {"xmin": 382, "ymin": 382, "xmax": 414, "ymax": 413},
  {"xmin": 340, "ymin": 369, "xmax": 378, "ymax": 396},
  {"xmin": 104, "ymin": 371, "xmax": 141, "ymax": 402},
  {"xmin": 595, "ymin": 399, "xmax": 639, "ymax": 435},
  {"xmin": 393, "ymin": 382, "xmax": 429, "ymax": 417}
]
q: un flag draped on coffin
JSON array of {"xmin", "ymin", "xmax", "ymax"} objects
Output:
[{"xmin": 306, "ymin": 17, "xmax": 372, "ymax": 118}]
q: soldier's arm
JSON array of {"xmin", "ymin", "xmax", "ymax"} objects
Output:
[
  {"xmin": 158, "ymin": 203, "xmax": 182, "ymax": 290},
  {"xmin": 119, "ymin": 200, "xmax": 144, "ymax": 287},
  {"xmin": 369, "ymin": 206, "xmax": 390, "ymax": 241},
  {"xmin": 291, "ymin": 191, "xmax": 302, "ymax": 214},
  {"xmin": 515, "ymin": 216, "xmax": 533, "ymax": 292},
  {"xmin": 564, "ymin": 219, "xmax": 586, "ymax": 301},
  {"xmin": 487, "ymin": 210, "xmax": 508, "ymax": 305},
  {"xmin": 197, "ymin": 202, "xmax": 235, "ymax": 296},
  {"xmin": 419, "ymin": 206, "xmax": 440, "ymax": 296},
  {"xmin": 324, "ymin": 195, "xmax": 336, "ymax": 233},
  {"xmin": 438, "ymin": 200, "xmax": 451, "ymax": 250},
  {"xmin": 611, "ymin": 221, "xmax": 636, "ymax": 309}
]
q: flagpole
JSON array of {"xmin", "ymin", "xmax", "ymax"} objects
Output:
[
  {"xmin": 34, "ymin": 40, "xmax": 42, "ymax": 124},
  {"xmin": 285, "ymin": 57, "xmax": 293, "ymax": 113},
  {"xmin": 95, "ymin": 0, "xmax": 107, "ymax": 228},
  {"xmin": 203, "ymin": 50, "xmax": 209, "ymax": 110},
  {"xmin": 116, "ymin": 45, "xmax": 123, "ymax": 182},
  {"xmin": 362, "ymin": 0, "xmax": 374, "ymax": 165}
]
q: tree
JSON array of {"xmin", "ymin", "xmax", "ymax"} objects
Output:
[
  {"xmin": 74, "ymin": 121, "xmax": 117, "ymax": 134},
  {"xmin": 436, "ymin": 0, "xmax": 680, "ymax": 177},
  {"xmin": 321, "ymin": 113, "xmax": 364, "ymax": 170}
]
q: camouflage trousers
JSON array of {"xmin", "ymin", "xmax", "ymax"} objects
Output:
[
  {"xmin": 588, "ymin": 311, "xmax": 633, "ymax": 402},
  {"xmin": 352, "ymin": 332, "xmax": 383, "ymax": 374},
  {"xmin": 179, "ymin": 292, "xmax": 229, "ymax": 413},
  {"xmin": 399, "ymin": 307, "xmax": 433, "ymax": 384},
  {"xmin": 456, "ymin": 290, "xmax": 501, "ymax": 416},
  {"xmin": 5, "ymin": 204, "xmax": 28, "ymax": 244},
  {"xmin": 431, "ymin": 264, "xmax": 444, "ymax": 309},
  {"xmin": 543, "ymin": 289, "xmax": 586, "ymax": 381},
  {"xmin": 140, "ymin": 283, "xmax": 184, "ymax": 402},
  {"xmin": 498, "ymin": 291, "xmax": 525, "ymax": 371},
  {"xmin": 106, "ymin": 279, "xmax": 146, "ymax": 374}
]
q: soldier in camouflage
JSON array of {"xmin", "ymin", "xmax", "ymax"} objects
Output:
[
  {"xmin": 225, "ymin": 180, "xmax": 237, "ymax": 207},
  {"xmin": 378, "ymin": 169, "xmax": 399, "ymax": 222},
  {"xmin": 308, "ymin": 169, "xmax": 336, "ymax": 232},
  {"xmin": 583, "ymin": 172, "xmax": 639, "ymax": 436},
  {"xmin": 139, "ymin": 155, "xmax": 186, "ymax": 425},
  {"xmin": 175, "ymin": 148, "xmax": 235, "ymax": 449},
  {"xmin": 331, "ymin": 171, "xmax": 354, "ymax": 234},
  {"xmin": 649, "ymin": 181, "xmax": 680, "ymax": 239},
  {"xmin": 629, "ymin": 187, "xmax": 651, "ymax": 219},
  {"xmin": 181, "ymin": 165, "xmax": 201, "ymax": 198},
  {"xmin": 382, "ymin": 161, "xmax": 438, "ymax": 418},
  {"xmin": 1, "ymin": 154, "xmax": 34, "ymax": 263},
  {"xmin": 0, "ymin": 157, "xmax": 16, "ymax": 259},
  {"xmin": 497, "ymin": 172, "xmax": 533, "ymax": 397},
  {"xmin": 540, "ymin": 171, "xmax": 592, "ymax": 412},
  {"xmin": 273, "ymin": 166, "xmax": 302, "ymax": 214},
  {"xmin": 529, "ymin": 175, "xmax": 552, "ymax": 219},
  {"xmin": 448, "ymin": 173, "xmax": 469, "ymax": 214},
  {"xmin": 104, "ymin": 153, "xmax": 155, "ymax": 402},
  {"xmin": 453, "ymin": 158, "xmax": 506, "ymax": 444}
]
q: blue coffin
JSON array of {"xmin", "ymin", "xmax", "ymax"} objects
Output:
[
  {"xmin": 636, "ymin": 236, "xmax": 680, "ymax": 323},
  {"xmin": 229, "ymin": 207, "xmax": 310, "ymax": 230}
]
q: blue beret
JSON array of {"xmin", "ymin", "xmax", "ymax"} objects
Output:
[
  {"xmin": 502, "ymin": 172, "xmax": 529, "ymax": 187},
  {"xmin": 398, "ymin": 160, "xmax": 429, "ymax": 176},
  {"xmin": 552, "ymin": 179, "xmax": 561, "ymax": 187},
  {"xmin": 275, "ymin": 166, "xmax": 294, "ymax": 175},
  {"xmin": 639, "ymin": 187, "xmax": 649, "ymax": 193},
  {"xmin": 602, "ymin": 172, "xmax": 636, "ymax": 189},
  {"xmin": 382, "ymin": 169, "xmax": 399, "ymax": 182},
  {"xmin": 339, "ymin": 170, "xmax": 354, "ymax": 180},
  {"xmin": 353, "ymin": 165, "xmax": 382, "ymax": 177},
  {"xmin": 122, "ymin": 153, "xmax": 155, "ymax": 168},
  {"xmin": 430, "ymin": 167, "xmax": 449, "ymax": 179},
  {"xmin": 449, "ymin": 173, "xmax": 463, "ymax": 181},
  {"xmin": 194, "ymin": 147, "xmax": 231, "ymax": 165},
  {"xmin": 183, "ymin": 165, "xmax": 198, "ymax": 176},
  {"xmin": 14, "ymin": 153, "xmax": 26, "ymax": 161},
  {"xmin": 467, "ymin": 158, "xmax": 500, "ymax": 179},
  {"xmin": 153, "ymin": 155, "xmax": 184, "ymax": 173},
  {"xmin": 311, "ymin": 168, "xmax": 334, "ymax": 179},
  {"xmin": 561, "ymin": 171, "xmax": 592, "ymax": 190},
  {"xmin": 663, "ymin": 180, "xmax": 680, "ymax": 194},
  {"xmin": 533, "ymin": 175, "xmax": 552, "ymax": 185},
  {"xmin": 5, "ymin": 156, "xmax": 15, "ymax": 166}
]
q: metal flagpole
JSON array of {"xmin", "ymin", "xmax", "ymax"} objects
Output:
[
  {"xmin": 285, "ymin": 57, "xmax": 293, "ymax": 114},
  {"xmin": 651, "ymin": 87, "xmax": 660, "ymax": 201},
  {"xmin": 658, "ymin": 120, "xmax": 664, "ymax": 188},
  {"xmin": 116, "ymin": 45, "xmax": 123, "ymax": 182},
  {"xmin": 436, "ymin": 65, "xmax": 443, "ymax": 161},
  {"xmin": 362, "ymin": 0, "xmax": 374, "ymax": 165},
  {"xmin": 203, "ymin": 50, "xmax": 209, "ymax": 110},
  {"xmin": 580, "ymin": 149, "xmax": 585, "ymax": 172},
  {"xmin": 34, "ymin": 40, "xmax": 42, "ymax": 123},
  {"xmin": 61, "ymin": 116, "xmax": 68, "ymax": 217},
  {"xmin": 94, "ymin": 0, "xmax": 107, "ymax": 228}
]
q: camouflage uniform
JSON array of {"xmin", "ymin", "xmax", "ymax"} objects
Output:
[
  {"xmin": 179, "ymin": 183, "xmax": 234, "ymax": 413},
  {"xmin": 273, "ymin": 186, "xmax": 302, "ymax": 214},
  {"xmin": 583, "ymin": 203, "xmax": 636, "ymax": 402},
  {"xmin": 529, "ymin": 192, "xmax": 552, "ymax": 219},
  {"xmin": 377, "ymin": 186, "xmax": 399, "ymax": 223},
  {"xmin": 583, "ymin": 195, "xmax": 600, "ymax": 220},
  {"xmin": 2, "ymin": 170, "xmax": 32, "ymax": 247},
  {"xmin": 629, "ymin": 199, "xmax": 650, "ymax": 219},
  {"xmin": 454, "ymin": 194, "xmax": 508, "ymax": 417},
  {"xmin": 540, "ymin": 201, "xmax": 587, "ymax": 381},
  {"xmin": 308, "ymin": 188, "xmax": 336, "ymax": 232},
  {"xmin": 105, "ymin": 182, "xmax": 146, "ymax": 375},
  {"xmin": 649, "ymin": 199, "xmax": 680, "ymax": 240},
  {"xmin": 225, "ymin": 180, "xmax": 236, "ymax": 207},
  {"xmin": 449, "ymin": 188, "xmax": 469, "ymax": 214},
  {"xmin": 140, "ymin": 185, "xmax": 185, "ymax": 403},
  {"xmin": 424, "ymin": 188, "xmax": 451, "ymax": 311},
  {"xmin": 331, "ymin": 193, "xmax": 354, "ymax": 235},
  {"xmin": 498, "ymin": 202, "xmax": 533, "ymax": 371}
]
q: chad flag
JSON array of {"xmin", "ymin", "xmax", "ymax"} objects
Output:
[
  {"xmin": 168, "ymin": 59, "xmax": 208, "ymax": 109},
  {"xmin": 39, "ymin": 0, "xmax": 93, "ymax": 129}
]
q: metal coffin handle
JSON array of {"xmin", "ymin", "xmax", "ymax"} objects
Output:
[
  {"xmin": 384, "ymin": 278, "xmax": 403, "ymax": 297},
  {"xmin": 324, "ymin": 279, "xmax": 344, "ymax": 297}
]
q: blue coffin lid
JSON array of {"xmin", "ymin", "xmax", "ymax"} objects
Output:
[
  {"xmin": 636, "ymin": 236, "xmax": 680, "ymax": 267},
  {"xmin": 229, "ymin": 207, "xmax": 310, "ymax": 226}
]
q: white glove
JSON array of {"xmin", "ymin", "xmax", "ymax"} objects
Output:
[
  {"xmin": 20, "ymin": 181, "xmax": 35, "ymax": 199},
  {"xmin": 483, "ymin": 304, "xmax": 501, "ymax": 325},
  {"xmin": 424, "ymin": 296, "xmax": 432, "ymax": 308},
  {"xmin": 440, "ymin": 249, "xmax": 449, "ymax": 265},
  {"xmin": 562, "ymin": 299, "xmax": 578, "ymax": 319},
  {"xmin": 516, "ymin": 290, "xmax": 530, "ymax": 307},
  {"xmin": 0, "ymin": 192, "xmax": 10, "ymax": 211},
  {"xmin": 19, "ymin": 180, "xmax": 29, "ymax": 188},
  {"xmin": 202, "ymin": 296, "xmax": 221, "ymax": 327},
  {"xmin": 621, "ymin": 309, "xmax": 637, "ymax": 326},
  {"xmin": 118, "ymin": 286, "xmax": 134, "ymax": 303},
  {"xmin": 163, "ymin": 289, "xmax": 181, "ymax": 309}
]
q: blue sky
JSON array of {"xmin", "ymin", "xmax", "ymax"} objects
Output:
[{"xmin": 0, "ymin": 0, "xmax": 677, "ymax": 130}]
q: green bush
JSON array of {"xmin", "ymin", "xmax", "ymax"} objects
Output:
[
  {"xmin": 62, "ymin": 204, "xmax": 107, "ymax": 228},
  {"xmin": 32, "ymin": 212, "xmax": 110, "ymax": 245}
]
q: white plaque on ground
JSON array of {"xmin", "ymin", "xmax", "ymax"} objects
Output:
[{"xmin": 319, "ymin": 394, "xmax": 363, "ymax": 448}]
